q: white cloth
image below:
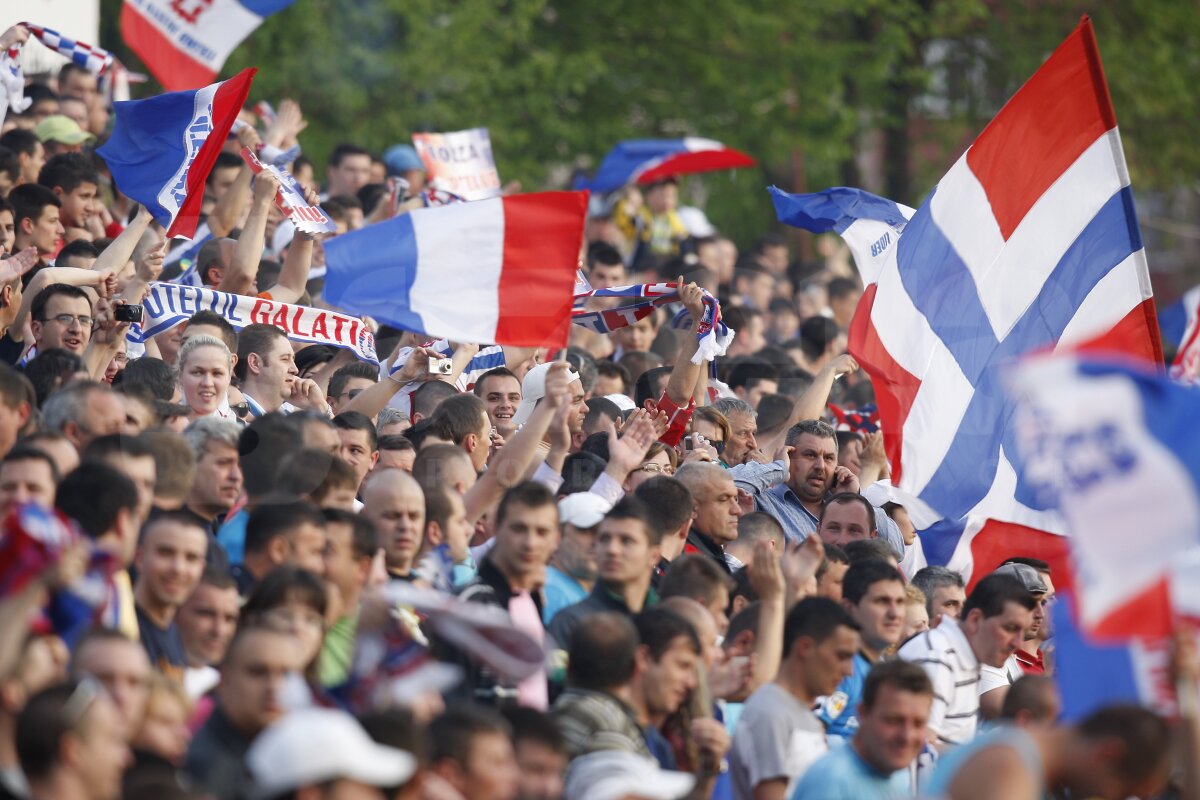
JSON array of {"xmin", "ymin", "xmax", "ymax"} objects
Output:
[{"xmin": 897, "ymin": 617, "xmax": 980, "ymax": 746}]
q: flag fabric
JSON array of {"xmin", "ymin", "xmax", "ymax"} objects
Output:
[
  {"xmin": 574, "ymin": 138, "xmax": 756, "ymax": 193},
  {"xmin": 1007, "ymin": 353, "xmax": 1200, "ymax": 640},
  {"xmin": 826, "ymin": 403, "xmax": 880, "ymax": 434},
  {"xmin": 120, "ymin": 0, "xmax": 294, "ymax": 91},
  {"xmin": 771, "ymin": 18, "xmax": 1160, "ymax": 583},
  {"xmin": 1160, "ymin": 285, "xmax": 1200, "ymax": 383},
  {"xmin": 22, "ymin": 23, "xmax": 113, "ymax": 74},
  {"xmin": 323, "ymin": 192, "xmax": 587, "ymax": 348},
  {"xmin": 163, "ymin": 222, "xmax": 212, "ymax": 287},
  {"xmin": 137, "ymin": 281, "xmax": 378, "ymax": 362},
  {"xmin": 1051, "ymin": 595, "xmax": 1178, "ymax": 721},
  {"xmin": 571, "ymin": 283, "xmax": 734, "ymax": 365},
  {"xmin": 97, "ymin": 69, "xmax": 256, "ymax": 239}
]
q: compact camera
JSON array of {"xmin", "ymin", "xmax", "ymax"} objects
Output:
[
  {"xmin": 427, "ymin": 357, "xmax": 453, "ymax": 375},
  {"xmin": 114, "ymin": 304, "xmax": 144, "ymax": 324}
]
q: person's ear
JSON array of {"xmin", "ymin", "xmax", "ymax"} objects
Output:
[
  {"xmin": 369, "ymin": 451, "xmax": 379, "ymax": 469},
  {"xmin": 15, "ymin": 401, "xmax": 30, "ymax": 431},
  {"xmin": 267, "ymin": 535, "xmax": 289, "ymax": 565},
  {"xmin": 634, "ymin": 643, "xmax": 652, "ymax": 675},
  {"xmin": 247, "ymin": 352, "xmax": 263, "ymax": 376},
  {"xmin": 19, "ymin": 216, "xmax": 33, "ymax": 236},
  {"xmin": 425, "ymin": 521, "xmax": 444, "ymax": 548}
]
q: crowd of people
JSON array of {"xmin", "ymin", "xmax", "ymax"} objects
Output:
[{"xmin": 0, "ymin": 21, "xmax": 1195, "ymax": 800}]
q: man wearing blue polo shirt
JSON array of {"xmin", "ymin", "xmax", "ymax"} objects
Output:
[{"xmin": 791, "ymin": 660, "xmax": 933, "ymax": 799}]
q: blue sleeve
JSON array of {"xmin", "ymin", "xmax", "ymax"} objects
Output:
[{"xmin": 729, "ymin": 460, "xmax": 788, "ymax": 494}]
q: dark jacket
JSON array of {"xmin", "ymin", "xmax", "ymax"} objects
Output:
[
  {"xmin": 547, "ymin": 581, "xmax": 658, "ymax": 650},
  {"xmin": 183, "ymin": 706, "xmax": 254, "ymax": 800}
]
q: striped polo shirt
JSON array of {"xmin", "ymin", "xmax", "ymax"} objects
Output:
[{"xmin": 897, "ymin": 617, "xmax": 980, "ymax": 746}]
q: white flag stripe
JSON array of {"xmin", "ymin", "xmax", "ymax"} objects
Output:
[
  {"xmin": 932, "ymin": 130, "xmax": 1127, "ymax": 342},
  {"xmin": 408, "ymin": 197, "xmax": 505, "ymax": 344}
]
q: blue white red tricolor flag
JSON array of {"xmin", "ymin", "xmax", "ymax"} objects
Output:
[
  {"xmin": 772, "ymin": 18, "xmax": 1161, "ymax": 585},
  {"xmin": 323, "ymin": 192, "xmax": 587, "ymax": 348},
  {"xmin": 574, "ymin": 138, "xmax": 756, "ymax": 193},
  {"xmin": 571, "ymin": 283, "xmax": 734, "ymax": 364},
  {"xmin": 120, "ymin": 0, "xmax": 294, "ymax": 91},
  {"xmin": 1160, "ymin": 284, "xmax": 1200, "ymax": 384},
  {"xmin": 97, "ymin": 69, "xmax": 256, "ymax": 239}
]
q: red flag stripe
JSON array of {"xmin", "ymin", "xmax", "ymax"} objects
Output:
[
  {"xmin": 966, "ymin": 18, "xmax": 1117, "ymax": 240},
  {"xmin": 495, "ymin": 192, "xmax": 587, "ymax": 348},
  {"xmin": 848, "ymin": 284, "xmax": 922, "ymax": 485}
]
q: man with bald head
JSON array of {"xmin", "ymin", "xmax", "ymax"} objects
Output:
[
  {"xmin": 411, "ymin": 443, "xmax": 478, "ymax": 496},
  {"xmin": 361, "ymin": 468, "xmax": 426, "ymax": 581},
  {"xmin": 675, "ymin": 462, "xmax": 743, "ymax": 574}
]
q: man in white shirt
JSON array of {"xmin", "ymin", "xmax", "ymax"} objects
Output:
[{"xmin": 897, "ymin": 573, "xmax": 1035, "ymax": 748}]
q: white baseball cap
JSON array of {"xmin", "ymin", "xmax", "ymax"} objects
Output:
[
  {"xmin": 558, "ymin": 492, "xmax": 612, "ymax": 529},
  {"xmin": 247, "ymin": 707, "xmax": 416, "ymax": 799},
  {"xmin": 564, "ymin": 751, "xmax": 695, "ymax": 800},
  {"xmin": 512, "ymin": 362, "xmax": 581, "ymax": 427}
]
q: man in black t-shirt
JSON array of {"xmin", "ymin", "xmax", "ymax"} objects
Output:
[{"xmin": 133, "ymin": 511, "xmax": 209, "ymax": 679}]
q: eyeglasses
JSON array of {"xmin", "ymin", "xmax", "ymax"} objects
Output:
[
  {"xmin": 635, "ymin": 462, "xmax": 675, "ymax": 475},
  {"xmin": 61, "ymin": 676, "xmax": 103, "ymax": 727},
  {"xmin": 338, "ymin": 388, "xmax": 364, "ymax": 401},
  {"xmin": 42, "ymin": 314, "xmax": 94, "ymax": 328}
]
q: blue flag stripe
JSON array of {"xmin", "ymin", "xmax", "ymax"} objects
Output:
[
  {"xmin": 768, "ymin": 186, "xmax": 909, "ymax": 235},
  {"xmin": 323, "ymin": 214, "xmax": 424, "ymax": 333}
]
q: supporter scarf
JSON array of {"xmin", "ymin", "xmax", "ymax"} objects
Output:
[
  {"xmin": 572, "ymin": 282, "xmax": 735, "ymax": 364},
  {"xmin": 20, "ymin": 23, "xmax": 113, "ymax": 74},
  {"xmin": 827, "ymin": 402, "xmax": 880, "ymax": 434},
  {"xmin": 136, "ymin": 282, "xmax": 378, "ymax": 362}
]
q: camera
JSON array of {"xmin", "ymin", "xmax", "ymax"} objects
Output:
[
  {"xmin": 427, "ymin": 357, "xmax": 453, "ymax": 375},
  {"xmin": 114, "ymin": 304, "xmax": 144, "ymax": 324},
  {"xmin": 684, "ymin": 433, "xmax": 706, "ymax": 453}
]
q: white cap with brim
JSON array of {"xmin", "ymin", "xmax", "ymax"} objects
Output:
[
  {"xmin": 564, "ymin": 751, "xmax": 695, "ymax": 800},
  {"xmin": 247, "ymin": 707, "xmax": 417, "ymax": 799},
  {"xmin": 558, "ymin": 492, "xmax": 612, "ymax": 529},
  {"xmin": 512, "ymin": 362, "xmax": 580, "ymax": 428}
]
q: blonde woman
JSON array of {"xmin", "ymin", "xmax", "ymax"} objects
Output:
[{"xmin": 177, "ymin": 334, "xmax": 238, "ymax": 422}]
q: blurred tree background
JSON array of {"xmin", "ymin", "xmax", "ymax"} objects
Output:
[{"xmin": 98, "ymin": 0, "xmax": 1200, "ymax": 288}]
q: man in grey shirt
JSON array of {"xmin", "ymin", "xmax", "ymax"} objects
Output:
[{"xmin": 730, "ymin": 597, "xmax": 862, "ymax": 800}]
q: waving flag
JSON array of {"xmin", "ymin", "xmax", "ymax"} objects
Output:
[
  {"xmin": 22, "ymin": 23, "xmax": 113, "ymax": 74},
  {"xmin": 772, "ymin": 18, "xmax": 1160, "ymax": 583},
  {"xmin": 574, "ymin": 138, "xmax": 756, "ymax": 193},
  {"xmin": 1160, "ymin": 285, "xmax": 1200, "ymax": 383},
  {"xmin": 121, "ymin": 0, "xmax": 294, "ymax": 91},
  {"xmin": 571, "ymin": 283, "xmax": 734, "ymax": 364},
  {"xmin": 323, "ymin": 192, "xmax": 586, "ymax": 348},
  {"xmin": 97, "ymin": 69, "xmax": 255, "ymax": 239}
]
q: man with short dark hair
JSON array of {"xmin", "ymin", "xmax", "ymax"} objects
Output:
[
  {"xmin": 817, "ymin": 560, "xmax": 906, "ymax": 742},
  {"xmin": 454, "ymin": 482, "xmax": 560, "ymax": 708},
  {"xmin": 791, "ymin": 660, "xmax": 933, "ymax": 799},
  {"xmin": 133, "ymin": 511, "xmax": 209, "ymax": 677},
  {"xmin": 548, "ymin": 496, "xmax": 660, "ymax": 648},
  {"xmin": 16, "ymin": 681, "xmax": 131, "ymax": 800},
  {"xmin": 175, "ymin": 569, "xmax": 240, "ymax": 699},
  {"xmin": 635, "ymin": 475, "xmax": 693, "ymax": 587},
  {"xmin": 475, "ymin": 367, "xmax": 522, "ymax": 440},
  {"xmin": 325, "ymin": 144, "xmax": 373, "ymax": 199},
  {"xmin": 817, "ymin": 492, "xmax": 878, "ymax": 548},
  {"xmin": 327, "ymin": 361, "xmax": 377, "ymax": 414},
  {"xmin": 235, "ymin": 324, "xmax": 328, "ymax": 418},
  {"xmin": 36, "ymin": 153, "xmax": 98, "ymax": 234},
  {"xmin": 0, "ymin": 130, "xmax": 44, "ymax": 186},
  {"xmin": 29, "ymin": 284, "xmax": 91, "ymax": 357},
  {"xmin": 185, "ymin": 625, "xmax": 302, "ymax": 800},
  {"xmin": 629, "ymin": 608, "xmax": 730, "ymax": 793},
  {"xmin": 430, "ymin": 393, "xmax": 491, "ymax": 473},
  {"xmin": 502, "ymin": 707, "xmax": 567, "ymax": 800},
  {"xmin": 233, "ymin": 500, "xmax": 326, "ymax": 596},
  {"xmin": 898, "ymin": 573, "xmax": 1036, "ymax": 748},
  {"xmin": 317, "ymin": 508, "xmax": 377, "ymax": 687},
  {"xmin": 0, "ymin": 445, "xmax": 56, "ymax": 516},
  {"xmin": 7, "ymin": 184, "xmax": 60, "ymax": 261},
  {"xmin": 658, "ymin": 554, "xmax": 735, "ymax": 635},
  {"xmin": 332, "ymin": 411, "xmax": 378, "ymax": 491},
  {"xmin": 428, "ymin": 706, "xmax": 520, "ymax": 800},
  {"xmin": 730, "ymin": 597, "xmax": 861, "ymax": 800}
]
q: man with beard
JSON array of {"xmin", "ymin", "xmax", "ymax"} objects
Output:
[{"xmin": 543, "ymin": 493, "xmax": 607, "ymax": 624}]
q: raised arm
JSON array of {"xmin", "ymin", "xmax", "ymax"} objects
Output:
[
  {"xmin": 92, "ymin": 205, "xmax": 154, "ymax": 276},
  {"xmin": 217, "ymin": 170, "xmax": 280, "ymax": 297},
  {"xmin": 663, "ymin": 277, "xmax": 706, "ymax": 405},
  {"xmin": 464, "ymin": 362, "xmax": 570, "ymax": 523},
  {"xmin": 207, "ymin": 126, "xmax": 260, "ymax": 238}
]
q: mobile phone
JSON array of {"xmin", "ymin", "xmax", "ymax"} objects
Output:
[{"xmin": 114, "ymin": 304, "xmax": 143, "ymax": 324}]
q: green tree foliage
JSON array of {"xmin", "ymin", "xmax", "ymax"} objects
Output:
[{"xmin": 98, "ymin": 0, "xmax": 1200, "ymax": 252}]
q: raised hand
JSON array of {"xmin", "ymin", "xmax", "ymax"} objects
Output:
[
  {"xmin": 135, "ymin": 241, "xmax": 166, "ymax": 283},
  {"xmin": 607, "ymin": 410, "xmax": 657, "ymax": 476},
  {"xmin": 782, "ymin": 535, "xmax": 825, "ymax": 599},
  {"xmin": 827, "ymin": 353, "xmax": 859, "ymax": 378},
  {"xmin": 747, "ymin": 539, "xmax": 785, "ymax": 603},
  {"xmin": 0, "ymin": 248, "xmax": 38, "ymax": 285}
]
